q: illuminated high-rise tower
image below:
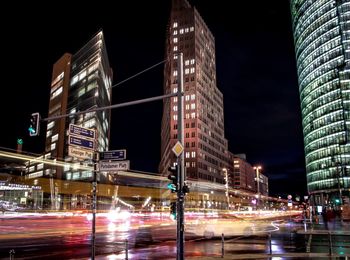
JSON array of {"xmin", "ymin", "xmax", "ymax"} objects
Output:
[
  {"xmin": 44, "ymin": 30, "xmax": 112, "ymax": 181},
  {"xmin": 159, "ymin": 0, "xmax": 230, "ymax": 185},
  {"xmin": 290, "ymin": 0, "xmax": 349, "ymax": 205}
]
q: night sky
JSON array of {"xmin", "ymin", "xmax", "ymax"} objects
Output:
[{"xmin": 1, "ymin": 1, "xmax": 307, "ymax": 197}]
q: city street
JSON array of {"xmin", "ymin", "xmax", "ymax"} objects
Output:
[{"xmin": 1, "ymin": 211, "xmax": 348, "ymax": 259}]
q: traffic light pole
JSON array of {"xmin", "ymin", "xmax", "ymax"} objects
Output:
[{"xmin": 176, "ymin": 53, "xmax": 185, "ymax": 260}]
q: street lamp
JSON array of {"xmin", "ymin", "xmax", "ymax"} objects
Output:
[
  {"xmin": 223, "ymin": 168, "xmax": 229, "ymax": 210},
  {"xmin": 253, "ymin": 166, "xmax": 262, "ymax": 210}
]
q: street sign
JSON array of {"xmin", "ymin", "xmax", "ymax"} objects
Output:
[
  {"xmin": 69, "ymin": 136, "xmax": 94, "ymax": 150},
  {"xmin": 172, "ymin": 141, "xmax": 184, "ymax": 157},
  {"xmin": 69, "ymin": 124, "xmax": 96, "ymax": 140},
  {"xmin": 68, "ymin": 146, "xmax": 94, "ymax": 160},
  {"xmin": 100, "ymin": 149, "xmax": 126, "ymax": 161},
  {"xmin": 99, "ymin": 160, "xmax": 130, "ymax": 172}
]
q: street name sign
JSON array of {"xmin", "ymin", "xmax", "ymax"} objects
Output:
[
  {"xmin": 100, "ymin": 150, "xmax": 126, "ymax": 161},
  {"xmin": 69, "ymin": 124, "xmax": 95, "ymax": 140},
  {"xmin": 69, "ymin": 136, "xmax": 94, "ymax": 150},
  {"xmin": 99, "ymin": 160, "xmax": 130, "ymax": 172},
  {"xmin": 68, "ymin": 146, "xmax": 94, "ymax": 160}
]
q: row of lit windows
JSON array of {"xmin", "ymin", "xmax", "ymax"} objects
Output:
[
  {"xmin": 301, "ymin": 80, "xmax": 339, "ymax": 109},
  {"xmin": 173, "ymin": 27, "xmax": 194, "ymax": 35},
  {"xmin": 300, "ymin": 68, "xmax": 339, "ymax": 99},
  {"xmin": 303, "ymin": 99, "xmax": 342, "ymax": 128},
  {"xmin": 299, "ymin": 39, "xmax": 341, "ymax": 76},
  {"xmin": 295, "ymin": 7, "xmax": 336, "ymax": 51},
  {"xmin": 295, "ymin": 1, "xmax": 334, "ymax": 41},
  {"xmin": 300, "ymin": 55, "xmax": 343, "ymax": 89},
  {"xmin": 302, "ymin": 90, "xmax": 341, "ymax": 120},
  {"xmin": 305, "ymin": 132, "xmax": 344, "ymax": 155},
  {"xmin": 295, "ymin": 0, "xmax": 332, "ymax": 39},
  {"xmin": 296, "ymin": 19, "xmax": 338, "ymax": 60},
  {"xmin": 305, "ymin": 121, "xmax": 345, "ymax": 145},
  {"xmin": 308, "ymin": 177, "xmax": 349, "ymax": 192},
  {"xmin": 299, "ymin": 46, "xmax": 342, "ymax": 82},
  {"xmin": 50, "ymin": 86, "xmax": 63, "ymax": 100},
  {"xmin": 71, "ymin": 61, "xmax": 99, "ymax": 86}
]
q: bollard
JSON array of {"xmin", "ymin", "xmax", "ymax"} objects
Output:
[
  {"xmin": 9, "ymin": 249, "xmax": 15, "ymax": 260},
  {"xmin": 268, "ymin": 232, "xmax": 272, "ymax": 255},
  {"xmin": 125, "ymin": 239, "xmax": 128, "ymax": 260},
  {"xmin": 328, "ymin": 231, "xmax": 333, "ymax": 256},
  {"xmin": 221, "ymin": 233, "xmax": 224, "ymax": 258}
]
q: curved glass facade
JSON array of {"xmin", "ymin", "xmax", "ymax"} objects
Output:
[{"xmin": 290, "ymin": 0, "xmax": 349, "ymax": 204}]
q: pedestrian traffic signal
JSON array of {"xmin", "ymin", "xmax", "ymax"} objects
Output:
[
  {"xmin": 167, "ymin": 165, "xmax": 178, "ymax": 193},
  {"xmin": 28, "ymin": 112, "xmax": 40, "ymax": 136},
  {"xmin": 170, "ymin": 201, "xmax": 176, "ymax": 220}
]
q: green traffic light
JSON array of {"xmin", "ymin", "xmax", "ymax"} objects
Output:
[
  {"xmin": 28, "ymin": 126, "xmax": 36, "ymax": 134},
  {"xmin": 167, "ymin": 183, "xmax": 176, "ymax": 191},
  {"xmin": 335, "ymin": 199, "xmax": 340, "ymax": 204}
]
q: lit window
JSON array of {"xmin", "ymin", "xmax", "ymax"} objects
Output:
[
  {"xmin": 173, "ymin": 115, "xmax": 178, "ymax": 121},
  {"xmin": 173, "ymin": 46, "xmax": 178, "ymax": 51},
  {"xmin": 78, "ymin": 70, "xmax": 86, "ymax": 80},
  {"xmin": 173, "ymin": 70, "xmax": 178, "ymax": 76},
  {"xmin": 78, "ymin": 87, "xmax": 85, "ymax": 97},
  {"xmin": 191, "ymin": 103, "xmax": 196, "ymax": 109},
  {"xmin": 174, "ymin": 54, "xmax": 178, "ymax": 60},
  {"xmin": 173, "ymin": 22, "xmax": 178, "ymax": 28},
  {"xmin": 180, "ymin": 29, "xmax": 184, "ymax": 34},
  {"xmin": 173, "ymin": 97, "xmax": 178, "ymax": 102},
  {"xmin": 185, "ymin": 28, "xmax": 189, "ymax": 33},
  {"xmin": 191, "ymin": 112, "xmax": 196, "ymax": 118},
  {"xmin": 173, "ymin": 87, "xmax": 178, "ymax": 93},
  {"xmin": 190, "ymin": 59, "xmax": 195, "ymax": 64},
  {"xmin": 191, "ymin": 151, "xmax": 196, "ymax": 158},
  {"xmin": 186, "ymin": 104, "xmax": 190, "ymax": 110},
  {"xmin": 37, "ymin": 163, "xmax": 44, "ymax": 170},
  {"xmin": 173, "ymin": 105, "xmax": 178, "ymax": 111},
  {"xmin": 191, "ymin": 94, "xmax": 195, "ymax": 100},
  {"xmin": 51, "ymin": 134, "xmax": 58, "ymax": 142},
  {"xmin": 46, "ymin": 130, "xmax": 52, "ymax": 138},
  {"xmin": 185, "ymin": 113, "xmax": 190, "ymax": 119},
  {"xmin": 190, "ymin": 27, "xmax": 194, "ymax": 31},
  {"xmin": 71, "ymin": 75, "xmax": 78, "ymax": 85},
  {"xmin": 47, "ymin": 121, "xmax": 55, "ymax": 130},
  {"xmin": 185, "ymin": 68, "xmax": 189, "ymax": 75},
  {"xmin": 173, "ymin": 30, "xmax": 178, "ymax": 35},
  {"xmin": 185, "ymin": 60, "xmax": 189, "ymax": 66},
  {"xmin": 173, "ymin": 37, "xmax": 178, "ymax": 43},
  {"xmin": 51, "ymin": 86, "xmax": 63, "ymax": 100},
  {"xmin": 50, "ymin": 143, "xmax": 56, "ymax": 151},
  {"xmin": 185, "ymin": 95, "xmax": 190, "ymax": 101},
  {"xmin": 190, "ymin": 67, "xmax": 195, "ymax": 73},
  {"xmin": 185, "ymin": 152, "xmax": 190, "ymax": 158}
]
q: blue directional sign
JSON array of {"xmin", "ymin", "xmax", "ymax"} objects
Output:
[
  {"xmin": 100, "ymin": 150, "xmax": 126, "ymax": 161},
  {"xmin": 69, "ymin": 136, "xmax": 94, "ymax": 150},
  {"xmin": 69, "ymin": 124, "xmax": 95, "ymax": 140}
]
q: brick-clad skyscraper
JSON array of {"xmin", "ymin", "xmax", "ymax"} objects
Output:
[{"xmin": 160, "ymin": 0, "xmax": 230, "ymax": 185}]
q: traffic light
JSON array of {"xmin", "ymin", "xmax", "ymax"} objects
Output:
[
  {"xmin": 167, "ymin": 165, "xmax": 178, "ymax": 192},
  {"xmin": 170, "ymin": 201, "xmax": 177, "ymax": 220},
  {"xmin": 28, "ymin": 112, "xmax": 40, "ymax": 136},
  {"xmin": 335, "ymin": 198, "xmax": 340, "ymax": 205}
]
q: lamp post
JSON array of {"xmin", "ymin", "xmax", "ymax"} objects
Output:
[
  {"xmin": 223, "ymin": 168, "xmax": 229, "ymax": 210},
  {"xmin": 253, "ymin": 166, "xmax": 262, "ymax": 210}
]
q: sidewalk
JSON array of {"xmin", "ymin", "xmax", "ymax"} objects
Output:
[{"xmin": 297, "ymin": 216, "xmax": 350, "ymax": 235}]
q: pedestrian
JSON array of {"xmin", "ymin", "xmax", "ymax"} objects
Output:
[{"xmin": 322, "ymin": 207, "xmax": 328, "ymax": 229}]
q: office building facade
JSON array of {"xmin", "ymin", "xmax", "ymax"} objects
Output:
[
  {"xmin": 160, "ymin": 0, "xmax": 230, "ymax": 185},
  {"xmin": 45, "ymin": 30, "xmax": 112, "ymax": 181},
  {"xmin": 290, "ymin": 0, "xmax": 349, "ymax": 205}
]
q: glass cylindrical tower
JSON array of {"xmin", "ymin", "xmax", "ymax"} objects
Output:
[{"xmin": 290, "ymin": 0, "xmax": 349, "ymax": 206}]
